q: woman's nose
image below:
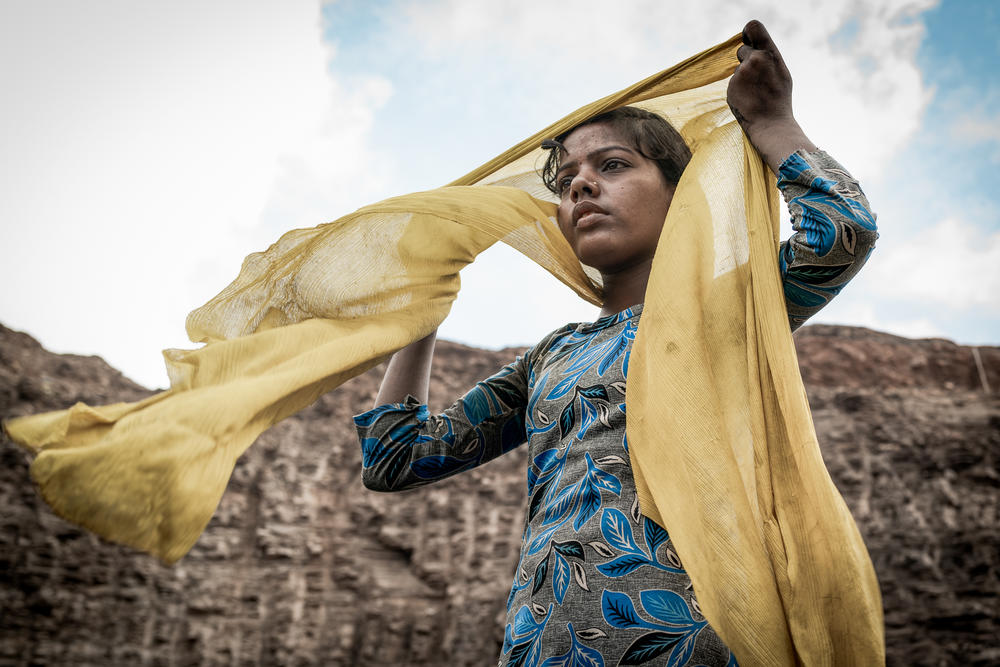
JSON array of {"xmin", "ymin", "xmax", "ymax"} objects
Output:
[{"xmin": 569, "ymin": 171, "xmax": 600, "ymax": 201}]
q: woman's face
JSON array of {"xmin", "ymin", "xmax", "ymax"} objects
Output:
[{"xmin": 554, "ymin": 123, "xmax": 674, "ymax": 274}]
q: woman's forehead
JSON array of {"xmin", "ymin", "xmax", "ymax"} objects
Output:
[{"xmin": 560, "ymin": 122, "xmax": 633, "ymax": 155}]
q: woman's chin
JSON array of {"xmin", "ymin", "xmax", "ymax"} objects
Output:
[
  {"xmin": 575, "ymin": 245, "xmax": 628, "ymax": 273},
  {"xmin": 573, "ymin": 237, "xmax": 619, "ymax": 269}
]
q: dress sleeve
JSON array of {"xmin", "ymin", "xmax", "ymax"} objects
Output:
[
  {"xmin": 776, "ymin": 149, "xmax": 879, "ymax": 330},
  {"xmin": 354, "ymin": 354, "xmax": 532, "ymax": 492}
]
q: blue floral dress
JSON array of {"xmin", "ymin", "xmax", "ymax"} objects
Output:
[{"xmin": 354, "ymin": 150, "xmax": 878, "ymax": 667}]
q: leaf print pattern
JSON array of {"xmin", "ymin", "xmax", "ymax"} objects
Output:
[
  {"xmin": 354, "ymin": 150, "xmax": 874, "ymax": 666},
  {"xmin": 777, "ymin": 151, "xmax": 878, "ymax": 328},
  {"xmin": 540, "ymin": 623, "xmax": 605, "ymax": 667},
  {"xmin": 602, "ymin": 590, "xmax": 737, "ymax": 666},
  {"xmin": 527, "ymin": 451, "xmax": 622, "ymax": 556},
  {"xmin": 594, "ymin": 510, "xmax": 685, "ymax": 577},
  {"xmin": 526, "ymin": 369, "xmax": 557, "ymax": 439},
  {"xmin": 503, "ymin": 603, "xmax": 553, "ymax": 667},
  {"xmin": 546, "ymin": 319, "xmax": 636, "ymax": 400},
  {"xmin": 785, "ymin": 262, "xmax": 851, "ymax": 285}
]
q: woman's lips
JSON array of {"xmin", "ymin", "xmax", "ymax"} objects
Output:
[{"xmin": 572, "ymin": 201, "xmax": 608, "ymax": 227}]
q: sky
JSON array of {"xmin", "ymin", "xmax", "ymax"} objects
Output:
[{"xmin": 1, "ymin": 0, "xmax": 998, "ymax": 390}]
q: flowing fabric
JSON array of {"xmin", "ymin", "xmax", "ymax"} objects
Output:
[{"xmin": 4, "ymin": 36, "xmax": 883, "ymax": 665}]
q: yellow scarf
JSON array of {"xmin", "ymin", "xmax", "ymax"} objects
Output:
[{"xmin": 4, "ymin": 35, "xmax": 883, "ymax": 665}]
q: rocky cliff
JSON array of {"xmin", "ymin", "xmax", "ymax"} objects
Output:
[{"xmin": 1, "ymin": 322, "xmax": 997, "ymax": 666}]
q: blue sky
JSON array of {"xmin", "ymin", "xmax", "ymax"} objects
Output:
[
  {"xmin": 860, "ymin": 0, "xmax": 1000, "ymax": 345},
  {"xmin": 1, "ymin": 0, "xmax": 998, "ymax": 389}
]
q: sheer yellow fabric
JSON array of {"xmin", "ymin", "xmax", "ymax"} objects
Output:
[{"xmin": 4, "ymin": 36, "xmax": 883, "ymax": 665}]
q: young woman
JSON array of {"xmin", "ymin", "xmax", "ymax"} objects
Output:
[{"xmin": 355, "ymin": 22, "xmax": 877, "ymax": 667}]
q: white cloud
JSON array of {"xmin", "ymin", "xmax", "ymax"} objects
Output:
[
  {"xmin": 440, "ymin": 246, "xmax": 602, "ymax": 351},
  {"xmin": 386, "ymin": 0, "xmax": 936, "ymax": 180},
  {"xmin": 257, "ymin": 74, "xmax": 394, "ymax": 234},
  {"xmin": 373, "ymin": 0, "xmax": 941, "ymax": 349},
  {"xmin": 0, "ymin": 1, "xmax": 390, "ymax": 388},
  {"xmin": 5, "ymin": 0, "xmax": 974, "ymax": 388},
  {"xmin": 864, "ymin": 217, "xmax": 1000, "ymax": 312},
  {"xmin": 788, "ymin": 0, "xmax": 936, "ymax": 180}
]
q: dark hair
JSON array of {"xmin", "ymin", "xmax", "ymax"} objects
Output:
[{"xmin": 540, "ymin": 106, "xmax": 691, "ymax": 195}]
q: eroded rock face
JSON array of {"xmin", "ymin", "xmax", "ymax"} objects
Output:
[{"xmin": 1, "ymin": 322, "xmax": 997, "ymax": 666}]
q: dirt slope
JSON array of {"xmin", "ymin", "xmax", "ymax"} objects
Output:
[{"xmin": 1, "ymin": 322, "xmax": 997, "ymax": 666}]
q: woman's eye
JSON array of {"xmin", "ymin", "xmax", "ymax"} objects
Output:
[
  {"xmin": 603, "ymin": 158, "xmax": 627, "ymax": 171},
  {"xmin": 558, "ymin": 176, "xmax": 573, "ymax": 194}
]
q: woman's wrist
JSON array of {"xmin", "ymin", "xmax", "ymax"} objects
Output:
[{"xmin": 743, "ymin": 116, "xmax": 818, "ymax": 175}]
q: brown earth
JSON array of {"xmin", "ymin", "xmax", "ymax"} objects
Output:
[{"xmin": 1, "ymin": 322, "xmax": 997, "ymax": 666}]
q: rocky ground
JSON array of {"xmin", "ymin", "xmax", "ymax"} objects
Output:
[{"xmin": 1, "ymin": 322, "xmax": 997, "ymax": 666}]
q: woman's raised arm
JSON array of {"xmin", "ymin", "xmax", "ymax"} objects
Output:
[
  {"xmin": 726, "ymin": 20, "xmax": 879, "ymax": 331},
  {"xmin": 373, "ymin": 329, "xmax": 438, "ymax": 408}
]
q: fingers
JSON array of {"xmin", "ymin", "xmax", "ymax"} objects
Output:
[
  {"xmin": 737, "ymin": 19, "xmax": 785, "ymax": 74},
  {"xmin": 742, "ymin": 19, "xmax": 774, "ymax": 51}
]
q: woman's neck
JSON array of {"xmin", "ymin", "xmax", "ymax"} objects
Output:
[{"xmin": 598, "ymin": 259, "xmax": 652, "ymax": 317}]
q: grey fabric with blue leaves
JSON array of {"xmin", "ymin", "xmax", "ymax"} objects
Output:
[
  {"xmin": 778, "ymin": 150, "xmax": 878, "ymax": 329},
  {"xmin": 354, "ymin": 150, "xmax": 876, "ymax": 666}
]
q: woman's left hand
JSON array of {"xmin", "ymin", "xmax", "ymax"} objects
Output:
[{"xmin": 727, "ymin": 20, "xmax": 817, "ymax": 173}]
